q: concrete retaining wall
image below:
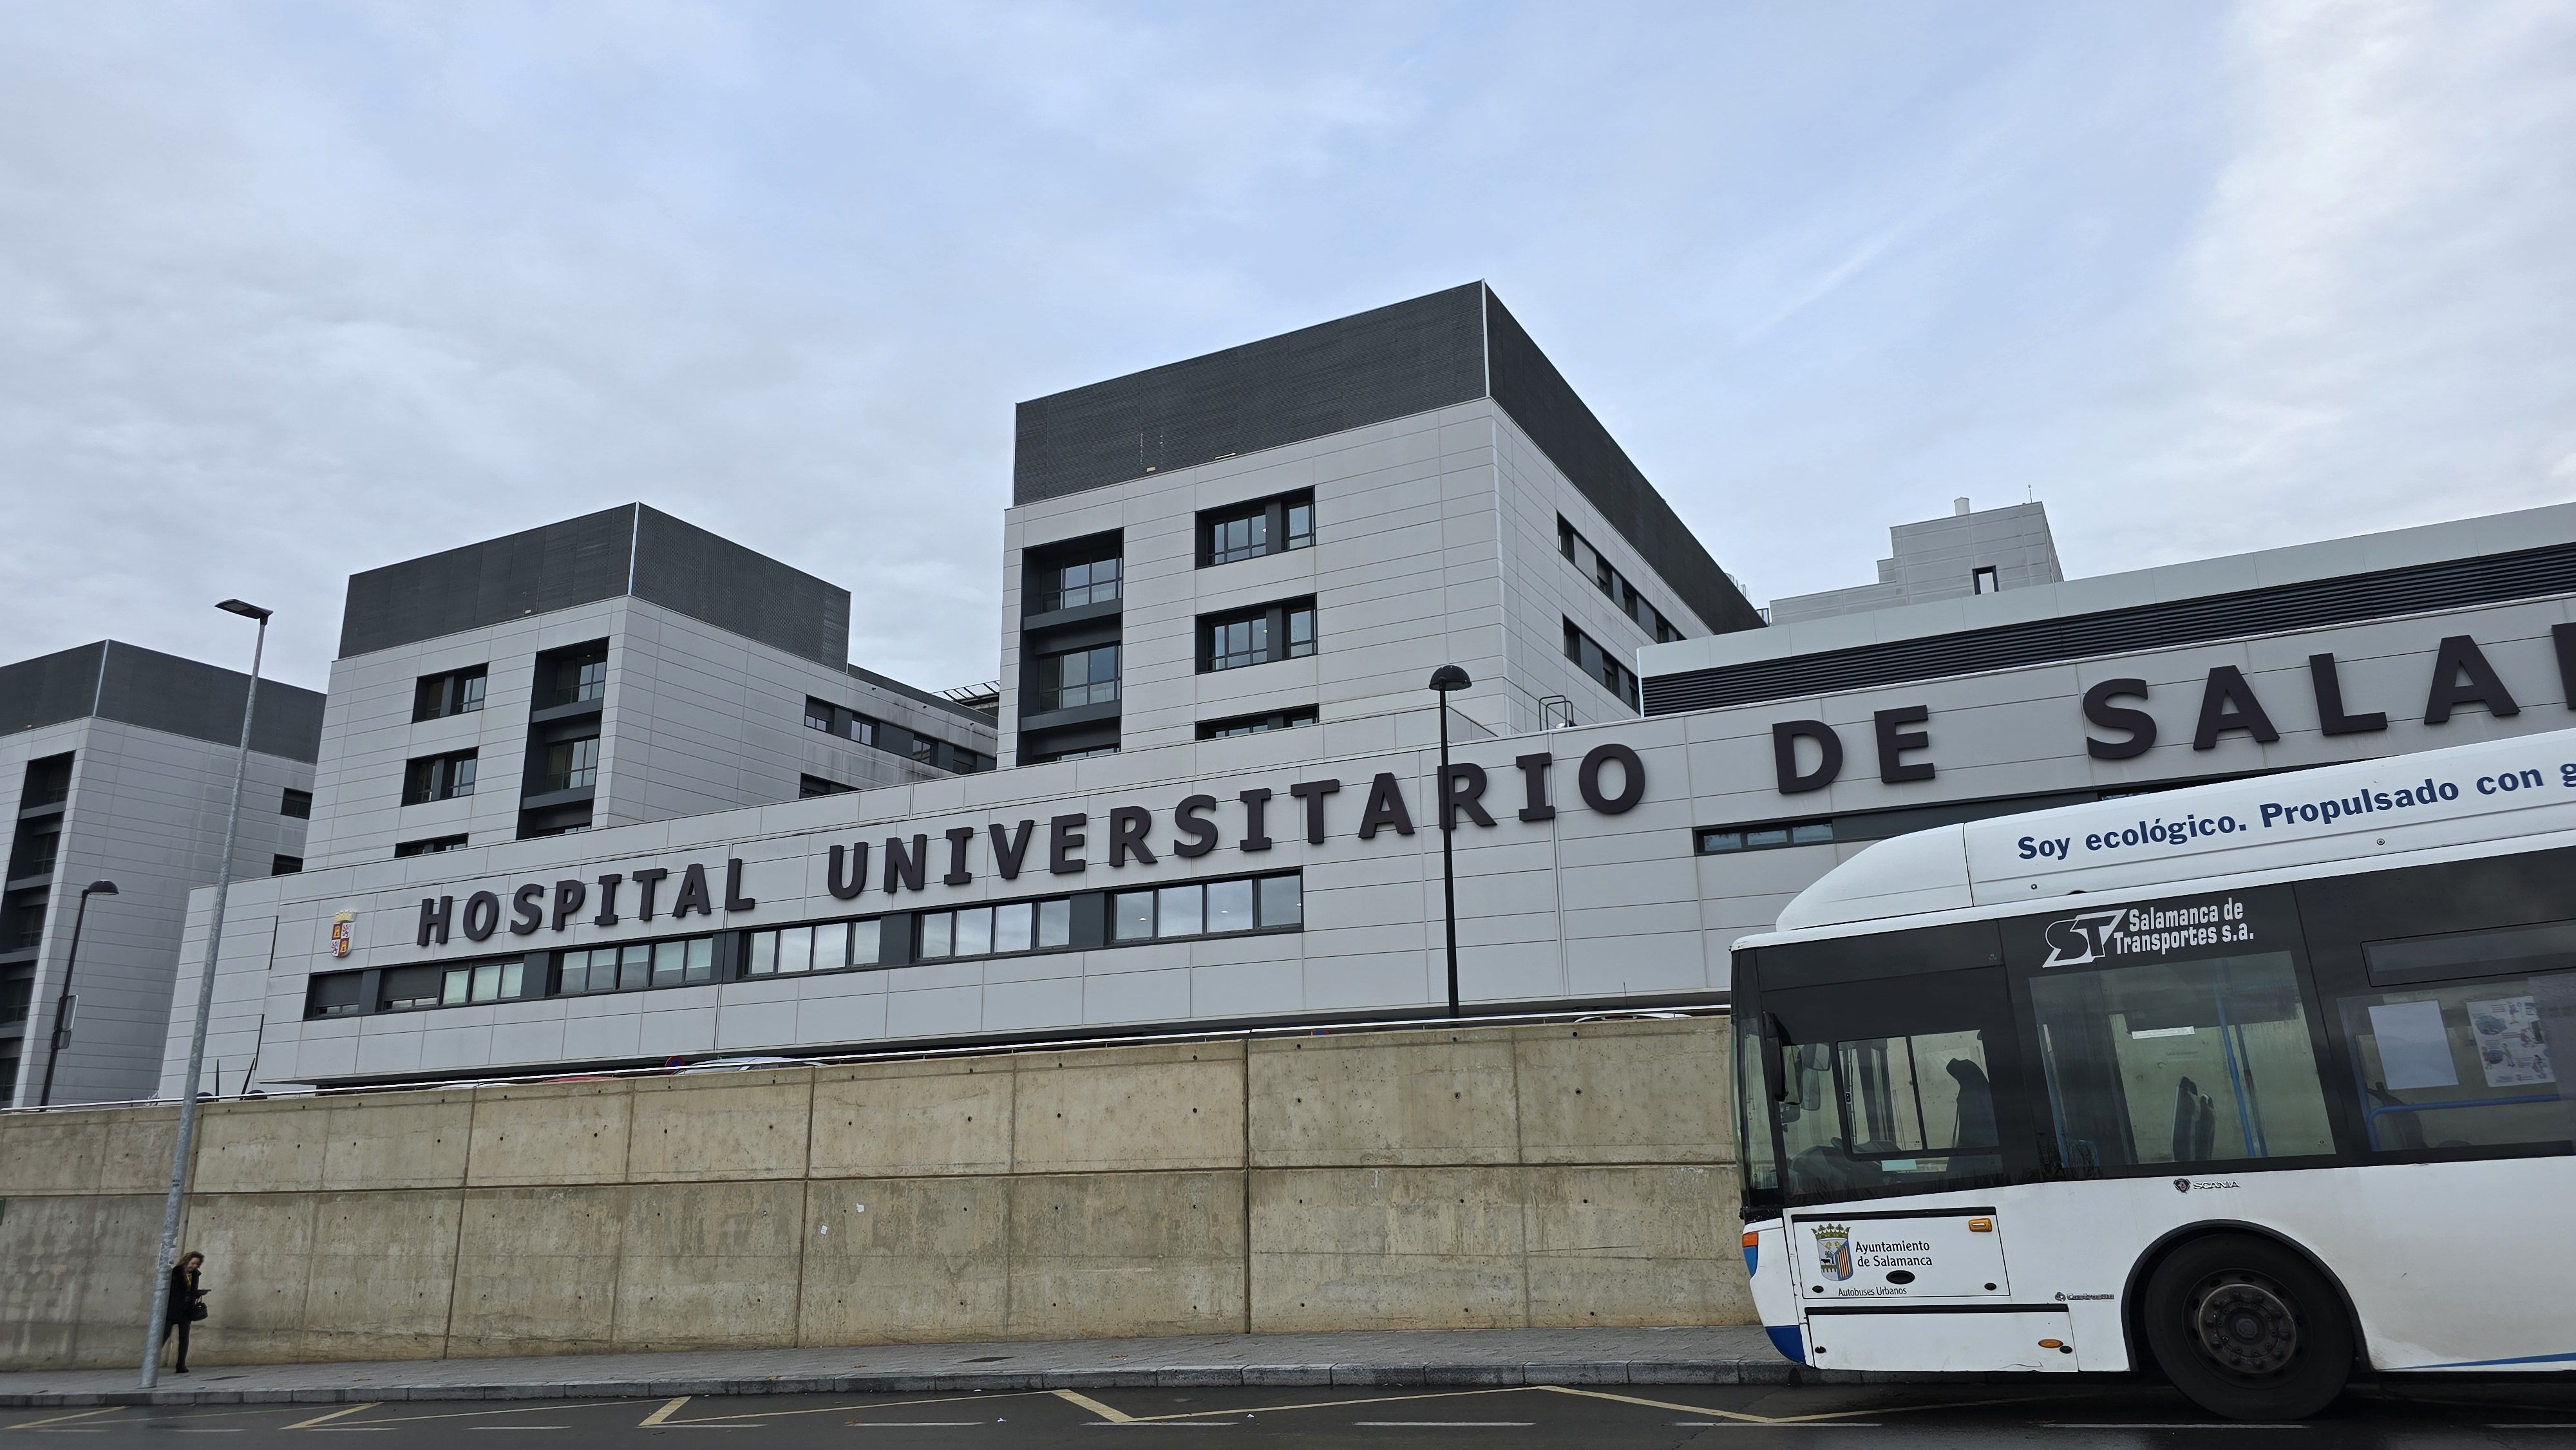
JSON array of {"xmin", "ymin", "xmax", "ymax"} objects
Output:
[{"xmin": 0, "ymin": 1018, "xmax": 1745, "ymax": 1368}]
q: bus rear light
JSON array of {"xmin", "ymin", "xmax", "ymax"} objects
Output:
[{"xmin": 1743, "ymin": 1230, "xmax": 1761, "ymax": 1248}]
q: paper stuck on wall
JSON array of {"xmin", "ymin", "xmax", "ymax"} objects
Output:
[{"xmin": 2369, "ymin": 999, "xmax": 2459, "ymax": 1091}]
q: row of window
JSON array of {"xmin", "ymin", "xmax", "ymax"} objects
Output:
[
  {"xmin": 307, "ymin": 872, "xmax": 1307, "ymax": 1018},
  {"xmin": 1563, "ymin": 620, "xmax": 1641, "ymax": 710},
  {"xmin": 804, "ymin": 697, "xmax": 996, "ymax": 775},
  {"xmin": 1559, "ymin": 518, "xmax": 1683, "ymax": 644},
  {"xmin": 1197, "ymin": 706, "xmax": 1320, "ymax": 740}
]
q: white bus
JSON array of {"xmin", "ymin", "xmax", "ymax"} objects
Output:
[{"xmin": 1732, "ymin": 728, "xmax": 2576, "ymax": 1420}]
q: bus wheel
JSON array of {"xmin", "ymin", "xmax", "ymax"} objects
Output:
[{"xmin": 2142, "ymin": 1234, "xmax": 2353, "ymax": 1422}]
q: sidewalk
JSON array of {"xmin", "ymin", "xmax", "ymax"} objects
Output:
[{"xmin": 0, "ymin": 1325, "xmax": 1832, "ymax": 1408}]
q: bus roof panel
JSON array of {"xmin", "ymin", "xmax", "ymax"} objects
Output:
[{"xmin": 1771, "ymin": 728, "xmax": 2576, "ymax": 933}]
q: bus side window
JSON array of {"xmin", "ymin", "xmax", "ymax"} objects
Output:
[
  {"xmin": 2027, "ymin": 950, "xmax": 2335, "ymax": 1169},
  {"xmin": 2333, "ymin": 925, "xmax": 2576, "ymax": 1154}
]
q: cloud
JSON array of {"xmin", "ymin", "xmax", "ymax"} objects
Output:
[{"xmin": 0, "ymin": 1, "xmax": 2569, "ymax": 686}]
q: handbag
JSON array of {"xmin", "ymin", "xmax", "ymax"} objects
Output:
[{"xmin": 187, "ymin": 1299, "xmax": 209, "ymax": 1323}]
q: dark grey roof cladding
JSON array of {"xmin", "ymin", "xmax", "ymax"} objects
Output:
[
  {"xmin": 1012, "ymin": 283, "xmax": 1761, "ymax": 636},
  {"xmin": 339, "ymin": 504, "xmax": 852, "ymax": 667},
  {"xmin": 1481, "ymin": 292, "xmax": 1765, "ymax": 636},
  {"xmin": 0, "ymin": 641, "xmax": 325, "ymax": 762},
  {"xmin": 1014, "ymin": 284, "xmax": 1489, "ymax": 506},
  {"xmin": 1642, "ymin": 540, "xmax": 2576, "ymax": 717},
  {"xmin": 0, "ymin": 644, "xmax": 109, "ymax": 739},
  {"xmin": 630, "ymin": 506, "xmax": 849, "ymax": 668},
  {"xmin": 341, "ymin": 505, "xmax": 635, "ymax": 658}
]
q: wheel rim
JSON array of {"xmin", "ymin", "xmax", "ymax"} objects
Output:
[{"xmin": 2189, "ymin": 1271, "xmax": 2303, "ymax": 1378}]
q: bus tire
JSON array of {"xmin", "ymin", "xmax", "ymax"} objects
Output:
[{"xmin": 2141, "ymin": 1234, "xmax": 2353, "ymax": 1422}]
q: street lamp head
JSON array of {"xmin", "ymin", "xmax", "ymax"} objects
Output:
[
  {"xmin": 215, "ymin": 599, "xmax": 272, "ymax": 621},
  {"xmin": 83, "ymin": 880, "xmax": 118, "ymax": 897},
  {"xmin": 1428, "ymin": 665, "xmax": 1472, "ymax": 693}
]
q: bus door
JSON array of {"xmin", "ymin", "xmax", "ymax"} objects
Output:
[{"xmin": 1755, "ymin": 924, "xmax": 2070, "ymax": 1370}]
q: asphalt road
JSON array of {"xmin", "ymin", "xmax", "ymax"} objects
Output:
[{"xmin": 11, "ymin": 1382, "xmax": 2575, "ymax": 1446}]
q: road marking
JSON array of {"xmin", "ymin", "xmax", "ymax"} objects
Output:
[
  {"xmin": 341, "ymin": 1402, "xmax": 654, "ymax": 1427},
  {"xmin": 1537, "ymin": 1386, "xmax": 1775, "ymax": 1425},
  {"xmin": 1053, "ymin": 1390, "xmax": 1135, "ymax": 1424},
  {"xmin": 641, "ymin": 1398, "xmax": 692, "ymax": 1427},
  {"xmin": 677, "ymin": 1393, "xmax": 1031, "ymax": 1427},
  {"xmin": 1122, "ymin": 1386, "xmax": 1533, "ymax": 1424},
  {"xmin": 1083, "ymin": 1424, "xmax": 1236, "ymax": 1429},
  {"xmin": 281, "ymin": 1405, "xmax": 382, "ymax": 1432},
  {"xmin": 5, "ymin": 1409, "xmax": 124, "ymax": 1431}
]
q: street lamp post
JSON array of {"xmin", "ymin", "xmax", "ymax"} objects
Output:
[
  {"xmin": 1428, "ymin": 665, "xmax": 1472, "ymax": 1017},
  {"xmin": 140, "ymin": 599, "xmax": 269, "ymax": 1389},
  {"xmin": 36, "ymin": 880, "xmax": 119, "ymax": 1107}
]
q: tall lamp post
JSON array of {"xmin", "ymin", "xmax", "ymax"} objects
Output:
[
  {"xmin": 140, "ymin": 599, "xmax": 268, "ymax": 1389},
  {"xmin": 1428, "ymin": 665, "xmax": 1471, "ymax": 1017},
  {"xmin": 36, "ymin": 880, "xmax": 119, "ymax": 1107}
]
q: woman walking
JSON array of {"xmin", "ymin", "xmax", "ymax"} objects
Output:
[{"xmin": 160, "ymin": 1251, "xmax": 205, "ymax": 1373}]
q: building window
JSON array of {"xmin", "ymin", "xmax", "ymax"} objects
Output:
[
  {"xmin": 402, "ymin": 750, "xmax": 478, "ymax": 805},
  {"xmin": 800, "ymin": 773, "xmax": 856, "ymax": 798},
  {"xmin": 1200, "ymin": 489, "xmax": 1315, "ymax": 567},
  {"xmin": 412, "ymin": 666, "xmax": 488, "ymax": 721},
  {"xmin": 1200, "ymin": 598, "xmax": 1316, "ymax": 672},
  {"xmin": 17, "ymin": 753, "xmax": 74, "ymax": 813},
  {"xmin": 1036, "ymin": 644, "xmax": 1119, "ymax": 711},
  {"xmin": 1197, "ymin": 706, "xmax": 1320, "ymax": 740},
  {"xmin": 1973, "ymin": 565, "xmax": 2001, "ymax": 595},
  {"xmin": 1563, "ymin": 621, "xmax": 1640, "ymax": 710},
  {"xmin": 395, "ymin": 834, "xmax": 469, "ymax": 858},
  {"xmin": 1033, "ymin": 744, "xmax": 1119, "ymax": 762},
  {"xmin": 1698, "ymin": 820, "xmax": 1835, "ymax": 854},
  {"xmin": 540, "ymin": 736, "xmax": 600, "ymax": 793},
  {"xmin": 537, "ymin": 641, "xmax": 610, "ymax": 708},
  {"xmin": 1113, "ymin": 872, "xmax": 1302, "ymax": 943},
  {"xmin": 279, "ymin": 787, "xmax": 313, "ymax": 819},
  {"xmin": 803, "ymin": 696, "xmax": 881, "ymax": 747},
  {"xmin": 752, "ymin": 919, "xmax": 884, "ymax": 974},
  {"xmin": 305, "ymin": 972, "xmax": 363, "ymax": 1018},
  {"xmin": 1558, "ymin": 517, "xmax": 1681, "ymax": 643},
  {"xmin": 561, "ymin": 936, "xmax": 717, "ymax": 993},
  {"xmin": 271, "ymin": 854, "xmax": 303, "ymax": 876},
  {"xmin": 1036, "ymin": 551, "xmax": 1121, "ymax": 612}
]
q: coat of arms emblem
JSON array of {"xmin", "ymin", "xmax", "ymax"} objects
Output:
[{"xmin": 1811, "ymin": 1224, "xmax": 1853, "ymax": 1283}]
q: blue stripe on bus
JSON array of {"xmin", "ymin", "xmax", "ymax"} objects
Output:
[
  {"xmin": 1765, "ymin": 1324, "xmax": 1804, "ymax": 1363},
  {"xmin": 2420, "ymin": 1349, "xmax": 2576, "ymax": 1368},
  {"xmin": 1743, "ymin": 1239, "xmax": 1758, "ymax": 1276}
]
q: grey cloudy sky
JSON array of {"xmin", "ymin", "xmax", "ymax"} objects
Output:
[{"xmin": 4, "ymin": 1, "xmax": 2571, "ymax": 694}]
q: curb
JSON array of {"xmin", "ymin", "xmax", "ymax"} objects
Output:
[{"xmin": 0, "ymin": 1358, "xmax": 1949, "ymax": 1408}]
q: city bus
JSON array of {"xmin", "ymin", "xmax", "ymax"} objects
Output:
[{"xmin": 1731, "ymin": 728, "xmax": 2576, "ymax": 1420}]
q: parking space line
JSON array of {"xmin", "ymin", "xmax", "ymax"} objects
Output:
[
  {"xmin": 330, "ymin": 1400, "xmax": 652, "ymax": 1427},
  {"xmin": 681, "ymin": 1393, "xmax": 1039, "ymax": 1426},
  {"xmin": 6, "ymin": 1409, "xmax": 124, "ymax": 1431},
  {"xmin": 641, "ymin": 1398, "xmax": 691, "ymax": 1426},
  {"xmin": 1538, "ymin": 1386, "xmax": 1776, "ymax": 1424},
  {"xmin": 281, "ymin": 1404, "xmax": 382, "ymax": 1432},
  {"xmin": 1121, "ymin": 1386, "xmax": 1534, "ymax": 1424},
  {"xmin": 1052, "ymin": 1390, "xmax": 1134, "ymax": 1424}
]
